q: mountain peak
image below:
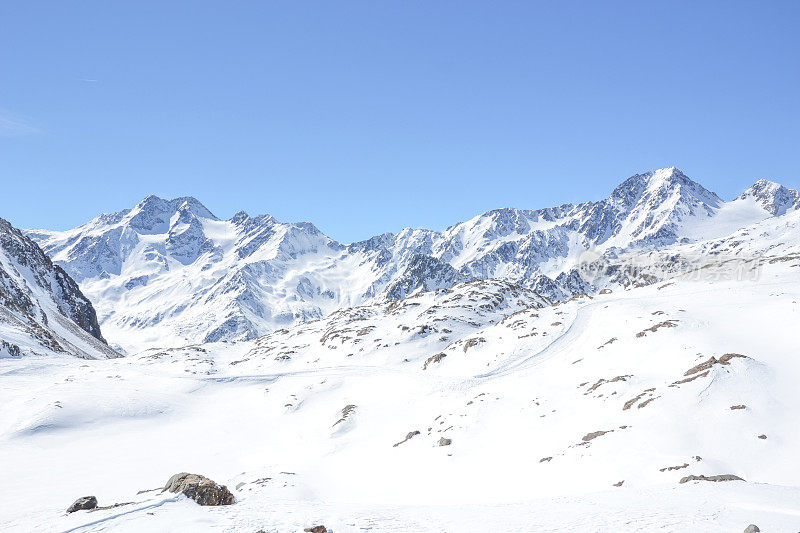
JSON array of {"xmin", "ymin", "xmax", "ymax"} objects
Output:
[
  {"xmin": 611, "ymin": 167, "xmax": 721, "ymax": 210},
  {"xmin": 134, "ymin": 195, "xmax": 216, "ymax": 220},
  {"xmin": 128, "ymin": 195, "xmax": 216, "ymax": 234},
  {"xmin": 740, "ymin": 179, "xmax": 800, "ymax": 215}
]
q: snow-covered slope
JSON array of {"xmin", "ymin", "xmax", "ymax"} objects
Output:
[
  {"xmin": 2, "ymin": 257, "xmax": 799, "ymax": 531},
  {"xmin": 0, "ymin": 217, "xmax": 116, "ymax": 359},
  {"xmin": 28, "ymin": 167, "xmax": 800, "ymax": 353}
]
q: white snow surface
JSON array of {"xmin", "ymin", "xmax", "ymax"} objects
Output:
[{"xmin": 2, "ymin": 263, "xmax": 800, "ymax": 531}]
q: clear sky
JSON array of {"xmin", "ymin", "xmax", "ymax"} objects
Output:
[{"xmin": 1, "ymin": 1, "xmax": 798, "ymax": 243}]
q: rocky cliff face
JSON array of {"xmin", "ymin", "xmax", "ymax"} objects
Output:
[
  {"xmin": 738, "ymin": 179, "xmax": 800, "ymax": 216},
  {"xmin": 0, "ymin": 217, "xmax": 114, "ymax": 359}
]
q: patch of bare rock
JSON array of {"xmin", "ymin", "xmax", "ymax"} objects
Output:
[
  {"xmin": 585, "ymin": 375, "xmax": 631, "ymax": 394},
  {"xmin": 659, "ymin": 463, "xmax": 689, "ymax": 472},
  {"xmin": 393, "ymin": 430, "xmax": 421, "ymax": 447},
  {"xmin": 623, "ymin": 388, "xmax": 656, "ymax": 410},
  {"xmin": 679, "ymin": 474, "xmax": 744, "ymax": 484},
  {"xmin": 582, "ymin": 430, "xmax": 611, "ymax": 441},
  {"xmin": 684, "ymin": 353, "xmax": 748, "ymax": 376},
  {"xmin": 635, "ymin": 320, "xmax": 678, "ymax": 338},
  {"xmin": 423, "ymin": 352, "xmax": 446, "ymax": 370},
  {"xmin": 333, "ymin": 404, "xmax": 356, "ymax": 426}
]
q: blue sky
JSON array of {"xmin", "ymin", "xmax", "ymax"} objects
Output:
[{"xmin": 1, "ymin": 1, "xmax": 798, "ymax": 243}]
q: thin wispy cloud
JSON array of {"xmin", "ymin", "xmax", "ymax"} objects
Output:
[
  {"xmin": 0, "ymin": 110, "xmax": 39, "ymax": 136},
  {"xmin": 81, "ymin": 78, "xmax": 99, "ymax": 83}
]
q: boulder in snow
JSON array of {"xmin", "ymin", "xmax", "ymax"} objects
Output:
[
  {"xmin": 163, "ymin": 473, "xmax": 235, "ymax": 506},
  {"xmin": 66, "ymin": 496, "xmax": 97, "ymax": 513}
]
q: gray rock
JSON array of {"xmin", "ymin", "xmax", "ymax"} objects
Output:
[
  {"xmin": 438, "ymin": 437, "xmax": 452, "ymax": 446},
  {"xmin": 743, "ymin": 525, "xmax": 759, "ymax": 533},
  {"xmin": 304, "ymin": 526, "xmax": 327, "ymax": 533},
  {"xmin": 393, "ymin": 430, "xmax": 421, "ymax": 447},
  {"xmin": 582, "ymin": 430, "xmax": 611, "ymax": 441},
  {"xmin": 163, "ymin": 473, "xmax": 235, "ymax": 506},
  {"xmin": 679, "ymin": 474, "xmax": 744, "ymax": 484},
  {"xmin": 66, "ymin": 496, "xmax": 97, "ymax": 513}
]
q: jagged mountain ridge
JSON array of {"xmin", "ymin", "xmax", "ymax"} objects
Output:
[
  {"xmin": 28, "ymin": 167, "xmax": 800, "ymax": 353},
  {"xmin": 0, "ymin": 217, "xmax": 116, "ymax": 359}
]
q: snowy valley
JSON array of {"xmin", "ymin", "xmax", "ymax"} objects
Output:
[{"xmin": 2, "ymin": 167, "xmax": 800, "ymax": 532}]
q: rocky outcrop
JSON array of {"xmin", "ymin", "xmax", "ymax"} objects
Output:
[
  {"xmin": 393, "ymin": 431, "xmax": 421, "ymax": 448},
  {"xmin": 163, "ymin": 473, "xmax": 235, "ymax": 506},
  {"xmin": 422, "ymin": 352, "xmax": 447, "ymax": 370},
  {"xmin": 679, "ymin": 474, "xmax": 744, "ymax": 484},
  {"xmin": 333, "ymin": 404, "xmax": 356, "ymax": 427},
  {"xmin": 684, "ymin": 354, "xmax": 748, "ymax": 376},
  {"xmin": 582, "ymin": 430, "xmax": 611, "ymax": 442},
  {"xmin": 66, "ymin": 496, "xmax": 97, "ymax": 513}
]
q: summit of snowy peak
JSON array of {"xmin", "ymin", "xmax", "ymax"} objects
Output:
[
  {"xmin": 739, "ymin": 179, "xmax": 800, "ymax": 215},
  {"xmin": 598, "ymin": 168, "xmax": 723, "ymax": 249},
  {"xmin": 230, "ymin": 211, "xmax": 250, "ymax": 224},
  {"xmin": 175, "ymin": 197, "xmax": 217, "ymax": 219},
  {"xmin": 129, "ymin": 195, "xmax": 216, "ymax": 232},
  {"xmin": 610, "ymin": 167, "xmax": 722, "ymax": 211}
]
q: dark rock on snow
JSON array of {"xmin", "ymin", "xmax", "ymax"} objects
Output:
[
  {"xmin": 67, "ymin": 496, "xmax": 97, "ymax": 513},
  {"xmin": 393, "ymin": 431, "xmax": 421, "ymax": 447},
  {"xmin": 163, "ymin": 473, "xmax": 235, "ymax": 506},
  {"xmin": 679, "ymin": 474, "xmax": 744, "ymax": 484}
]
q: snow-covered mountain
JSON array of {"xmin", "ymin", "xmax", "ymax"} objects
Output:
[
  {"xmin": 0, "ymin": 217, "xmax": 116, "ymax": 359},
  {"xmin": 28, "ymin": 167, "xmax": 799, "ymax": 353}
]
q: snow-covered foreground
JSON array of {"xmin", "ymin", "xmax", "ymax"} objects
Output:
[{"xmin": 2, "ymin": 264, "xmax": 799, "ymax": 531}]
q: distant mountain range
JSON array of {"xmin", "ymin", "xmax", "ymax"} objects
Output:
[{"xmin": 25, "ymin": 167, "xmax": 800, "ymax": 353}]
